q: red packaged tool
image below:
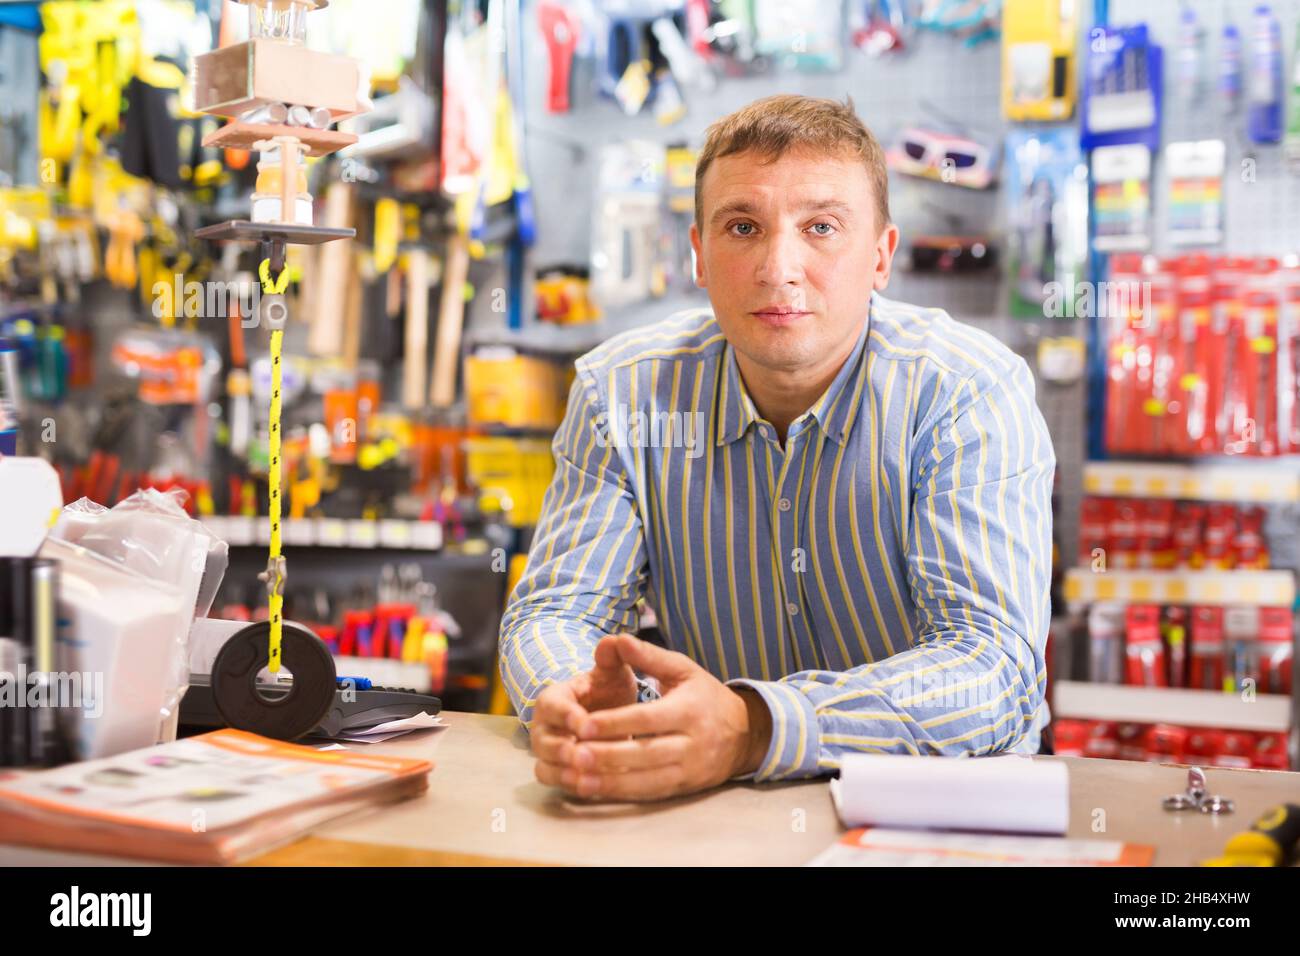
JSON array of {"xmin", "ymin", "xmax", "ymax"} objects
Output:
[
  {"xmin": 1107, "ymin": 251, "xmax": 1159, "ymax": 452},
  {"xmin": 369, "ymin": 605, "xmax": 394, "ymax": 659},
  {"xmin": 1078, "ymin": 496, "xmax": 1111, "ymax": 567},
  {"xmin": 1145, "ymin": 262, "xmax": 1181, "ymax": 453},
  {"xmin": 1171, "ymin": 501, "xmax": 1205, "ymax": 568},
  {"xmin": 1083, "ymin": 721, "xmax": 1120, "ymax": 759},
  {"xmin": 1134, "ymin": 263, "xmax": 1175, "ymax": 452},
  {"xmin": 1184, "ymin": 728, "xmax": 1223, "ymax": 765},
  {"xmin": 1257, "ymin": 606, "xmax": 1293, "ymax": 696},
  {"xmin": 1144, "ymin": 723, "xmax": 1187, "ymax": 763},
  {"xmin": 1051, "ymin": 719, "xmax": 1089, "ymax": 757},
  {"xmin": 1221, "ymin": 266, "xmax": 1250, "ymax": 454},
  {"xmin": 1233, "ymin": 505, "xmax": 1268, "ymax": 569},
  {"xmin": 1202, "ymin": 502, "xmax": 1238, "ymax": 569},
  {"xmin": 1102, "ymin": 255, "xmax": 1130, "ymax": 452},
  {"xmin": 1252, "ymin": 732, "xmax": 1290, "ymax": 770},
  {"xmin": 1173, "ymin": 257, "xmax": 1213, "ymax": 454},
  {"xmin": 339, "ymin": 609, "xmax": 373, "ymax": 657},
  {"xmin": 1209, "ymin": 257, "xmax": 1247, "ymax": 453},
  {"xmin": 1109, "ymin": 499, "xmax": 1141, "ymax": 569},
  {"xmin": 1190, "ymin": 606, "xmax": 1225, "ymax": 690},
  {"xmin": 1124, "ymin": 604, "xmax": 1166, "ymax": 687},
  {"xmin": 1104, "ymin": 254, "xmax": 1147, "ymax": 454},
  {"xmin": 1238, "ymin": 259, "xmax": 1281, "ymax": 455},
  {"xmin": 1116, "ymin": 723, "xmax": 1148, "ymax": 761},
  {"xmin": 1161, "ymin": 605, "xmax": 1189, "ymax": 687},
  {"xmin": 1214, "ymin": 731, "xmax": 1254, "ymax": 769},
  {"xmin": 1137, "ymin": 499, "xmax": 1175, "ymax": 569}
]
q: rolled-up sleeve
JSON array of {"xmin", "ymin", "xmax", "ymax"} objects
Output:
[
  {"xmin": 498, "ymin": 373, "xmax": 649, "ymax": 728},
  {"xmin": 727, "ymin": 357, "xmax": 1055, "ymax": 781}
]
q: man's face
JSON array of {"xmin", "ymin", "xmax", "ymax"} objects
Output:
[{"xmin": 690, "ymin": 148, "xmax": 898, "ymax": 375}]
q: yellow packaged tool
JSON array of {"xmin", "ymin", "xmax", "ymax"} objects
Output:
[
  {"xmin": 464, "ymin": 348, "xmax": 565, "ymax": 430},
  {"xmin": 1002, "ymin": 0, "xmax": 1077, "ymax": 121},
  {"xmin": 465, "ymin": 436, "xmax": 556, "ymax": 528}
]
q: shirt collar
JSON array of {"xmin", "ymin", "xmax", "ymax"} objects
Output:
[{"xmin": 715, "ymin": 299, "xmax": 872, "ymax": 448}]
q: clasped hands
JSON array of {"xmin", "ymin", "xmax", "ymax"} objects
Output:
[{"xmin": 530, "ymin": 634, "xmax": 773, "ymax": 801}]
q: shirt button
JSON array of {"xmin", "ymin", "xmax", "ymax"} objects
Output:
[
  {"xmin": 777, "ymin": 497, "xmax": 791, "ymax": 512},
  {"xmin": 758, "ymin": 426, "xmax": 771, "ymax": 440},
  {"xmin": 786, "ymin": 602, "xmax": 799, "ymax": 617}
]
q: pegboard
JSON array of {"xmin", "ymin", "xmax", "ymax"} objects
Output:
[{"xmin": 1117, "ymin": 0, "xmax": 1300, "ymax": 257}]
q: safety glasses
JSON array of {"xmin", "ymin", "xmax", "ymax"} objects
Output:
[{"xmin": 888, "ymin": 127, "xmax": 997, "ymax": 189}]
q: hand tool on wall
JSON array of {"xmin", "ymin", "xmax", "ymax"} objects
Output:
[
  {"xmin": 403, "ymin": 246, "xmax": 432, "ymax": 411},
  {"xmin": 538, "ymin": 0, "xmax": 581, "ymax": 113},
  {"xmin": 307, "ymin": 181, "xmax": 356, "ymax": 358},
  {"xmin": 430, "ymin": 231, "xmax": 470, "ymax": 408}
]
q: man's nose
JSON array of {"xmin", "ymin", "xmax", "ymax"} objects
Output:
[{"xmin": 754, "ymin": 230, "xmax": 804, "ymax": 287}]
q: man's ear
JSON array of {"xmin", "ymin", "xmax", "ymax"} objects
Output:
[
  {"xmin": 689, "ymin": 221, "xmax": 706, "ymax": 288},
  {"xmin": 873, "ymin": 223, "xmax": 900, "ymax": 291}
]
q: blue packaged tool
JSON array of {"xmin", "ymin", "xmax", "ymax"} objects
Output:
[
  {"xmin": 1004, "ymin": 128, "xmax": 1089, "ymax": 317},
  {"xmin": 1176, "ymin": 6, "xmax": 1205, "ymax": 106},
  {"xmin": 1081, "ymin": 23, "xmax": 1163, "ymax": 152},
  {"xmin": 1246, "ymin": 4, "xmax": 1283, "ymax": 144},
  {"xmin": 1219, "ymin": 22, "xmax": 1243, "ymax": 114}
]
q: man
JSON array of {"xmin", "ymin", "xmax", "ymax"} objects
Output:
[{"xmin": 499, "ymin": 94, "xmax": 1056, "ymax": 801}]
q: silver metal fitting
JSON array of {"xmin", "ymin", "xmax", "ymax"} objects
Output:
[
  {"xmin": 260, "ymin": 292, "xmax": 288, "ymax": 331},
  {"xmin": 258, "ymin": 555, "xmax": 287, "ymax": 598},
  {"xmin": 240, "ymin": 102, "xmax": 288, "ymax": 125}
]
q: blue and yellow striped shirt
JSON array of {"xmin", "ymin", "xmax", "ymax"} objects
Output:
[{"xmin": 499, "ymin": 292, "xmax": 1056, "ymax": 782}]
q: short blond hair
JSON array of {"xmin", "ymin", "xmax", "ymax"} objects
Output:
[{"xmin": 694, "ymin": 94, "xmax": 891, "ymax": 234}]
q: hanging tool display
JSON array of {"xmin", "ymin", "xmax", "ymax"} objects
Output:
[{"xmin": 193, "ymin": 0, "xmax": 371, "ymax": 741}]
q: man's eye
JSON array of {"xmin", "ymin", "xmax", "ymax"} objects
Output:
[
  {"xmin": 729, "ymin": 222, "xmax": 755, "ymax": 236},
  {"xmin": 808, "ymin": 222, "xmax": 836, "ymax": 236}
]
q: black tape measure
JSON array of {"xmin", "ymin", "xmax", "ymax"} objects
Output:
[{"xmin": 210, "ymin": 621, "xmax": 337, "ymax": 741}]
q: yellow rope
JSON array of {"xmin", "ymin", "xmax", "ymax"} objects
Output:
[{"xmin": 259, "ymin": 259, "xmax": 290, "ymax": 673}]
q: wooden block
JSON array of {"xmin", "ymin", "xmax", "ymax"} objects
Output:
[{"xmin": 193, "ymin": 39, "xmax": 365, "ymax": 120}]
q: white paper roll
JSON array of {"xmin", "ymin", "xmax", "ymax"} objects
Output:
[{"xmin": 830, "ymin": 753, "xmax": 1069, "ymax": 835}]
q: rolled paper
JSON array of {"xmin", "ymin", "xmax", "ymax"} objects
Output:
[{"xmin": 830, "ymin": 753, "xmax": 1070, "ymax": 835}]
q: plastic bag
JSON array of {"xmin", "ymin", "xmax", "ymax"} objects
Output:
[{"xmin": 49, "ymin": 487, "xmax": 229, "ymax": 747}]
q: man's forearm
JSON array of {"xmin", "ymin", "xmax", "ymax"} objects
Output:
[{"xmin": 726, "ymin": 629, "xmax": 1044, "ymax": 782}]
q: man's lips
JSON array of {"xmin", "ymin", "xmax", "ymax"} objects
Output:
[{"xmin": 750, "ymin": 307, "xmax": 811, "ymax": 326}]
